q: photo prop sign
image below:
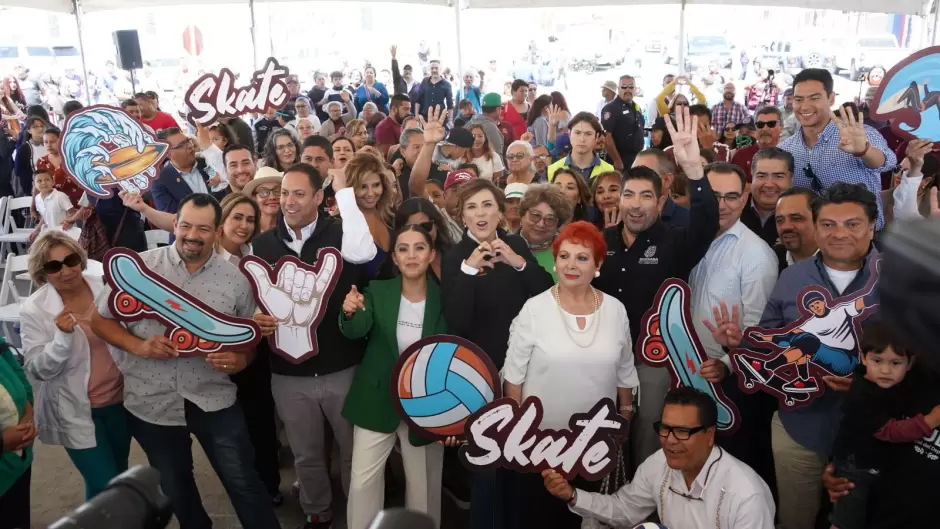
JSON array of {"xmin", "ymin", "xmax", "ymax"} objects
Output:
[
  {"xmin": 185, "ymin": 57, "xmax": 291, "ymax": 127},
  {"xmin": 636, "ymin": 279, "xmax": 740, "ymax": 433},
  {"xmin": 103, "ymin": 248, "xmax": 261, "ymax": 355},
  {"xmin": 458, "ymin": 397, "xmax": 629, "ymax": 481},
  {"xmin": 870, "ymin": 47, "xmax": 940, "ymax": 144},
  {"xmin": 61, "ymin": 105, "xmax": 169, "ymax": 198},
  {"xmin": 240, "ymin": 250, "xmax": 342, "ymax": 363},
  {"xmin": 728, "ymin": 256, "xmax": 882, "ymax": 409},
  {"xmin": 391, "ymin": 335, "xmax": 501, "ymax": 441}
]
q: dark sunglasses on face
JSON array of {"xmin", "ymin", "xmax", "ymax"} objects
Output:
[
  {"xmin": 756, "ymin": 120, "xmax": 778, "ymax": 129},
  {"xmin": 43, "ymin": 252, "xmax": 82, "ymax": 275},
  {"xmin": 674, "ymin": 102, "xmax": 689, "ymax": 107},
  {"xmin": 621, "ymin": 85, "xmax": 635, "ymax": 90}
]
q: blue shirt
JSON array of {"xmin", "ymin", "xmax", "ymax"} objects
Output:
[
  {"xmin": 661, "ymin": 196, "xmax": 689, "ymax": 229},
  {"xmin": 416, "ymin": 78, "xmax": 454, "ymax": 119},
  {"xmin": 564, "ymin": 154, "xmax": 604, "ymax": 181},
  {"xmin": 689, "ymin": 220, "xmax": 779, "ymax": 363},
  {"xmin": 778, "ymin": 121, "xmax": 896, "ymax": 231}
]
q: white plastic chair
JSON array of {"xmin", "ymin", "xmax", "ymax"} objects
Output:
[
  {"xmin": 145, "ymin": 230, "xmax": 169, "ymax": 250},
  {"xmin": 0, "ymin": 254, "xmax": 30, "ymax": 342}
]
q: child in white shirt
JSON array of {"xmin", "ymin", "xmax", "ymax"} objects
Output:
[{"xmin": 31, "ymin": 169, "xmax": 76, "ymax": 241}]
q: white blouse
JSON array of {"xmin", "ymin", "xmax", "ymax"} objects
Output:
[
  {"xmin": 396, "ymin": 296, "xmax": 425, "ymax": 355},
  {"xmin": 502, "ymin": 289, "xmax": 639, "ymax": 430}
]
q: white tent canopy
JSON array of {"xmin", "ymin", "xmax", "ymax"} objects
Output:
[{"xmin": 0, "ymin": 0, "xmax": 926, "ymax": 14}]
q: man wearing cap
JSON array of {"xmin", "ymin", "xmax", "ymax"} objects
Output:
[
  {"xmin": 601, "ymin": 74, "xmax": 646, "ymax": 171},
  {"xmin": 390, "ymin": 45, "xmax": 420, "ymax": 100},
  {"xmin": 254, "ymin": 107, "xmax": 280, "ymax": 156},
  {"xmin": 468, "ymin": 92, "xmax": 507, "ymax": 156},
  {"xmin": 647, "ymin": 74, "xmax": 675, "ymax": 124},
  {"xmin": 503, "ymin": 182, "xmax": 528, "ymax": 233},
  {"xmin": 437, "ymin": 169, "xmax": 476, "ymax": 241},
  {"xmin": 595, "ymin": 80, "xmax": 618, "ymax": 121}
]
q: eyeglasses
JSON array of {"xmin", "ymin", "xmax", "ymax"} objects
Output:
[
  {"xmin": 805, "ymin": 164, "xmax": 823, "ymax": 193},
  {"xmin": 713, "ymin": 192, "xmax": 743, "ymax": 204},
  {"xmin": 653, "ymin": 421, "xmax": 709, "ymax": 441},
  {"xmin": 755, "ymin": 120, "xmax": 778, "ymax": 129},
  {"xmin": 170, "ymin": 140, "xmax": 194, "ymax": 151},
  {"xmin": 275, "ymin": 143, "xmax": 295, "ymax": 152},
  {"xmin": 526, "ymin": 209, "xmax": 559, "ymax": 227},
  {"xmin": 406, "ymin": 221, "xmax": 435, "ymax": 232},
  {"xmin": 674, "ymin": 102, "xmax": 689, "ymax": 107},
  {"xmin": 620, "ymin": 85, "xmax": 635, "ymax": 90},
  {"xmin": 535, "ymin": 154, "xmax": 550, "ymax": 160},
  {"xmin": 255, "ymin": 187, "xmax": 281, "ymax": 198},
  {"xmin": 42, "ymin": 252, "xmax": 82, "ymax": 275},
  {"xmin": 506, "ymin": 153, "xmax": 529, "ymax": 161}
]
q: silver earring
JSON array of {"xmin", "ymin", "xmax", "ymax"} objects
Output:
[
  {"xmin": 552, "ymin": 266, "xmax": 557, "ymax": 272},
  {"xmin": 594, "ymin": 271, "xmax": 600, "ymax": 278}
]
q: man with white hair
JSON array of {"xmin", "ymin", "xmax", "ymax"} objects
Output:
[
  {"xmin": 318, "ymin": 93, "xmax": 357, "ymax": 138},
  {"xmin": 456, "ymin": 70, "xmax": 484, "ymax": 113}
]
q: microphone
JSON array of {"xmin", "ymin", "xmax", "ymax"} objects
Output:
[
  {"xmin": 879, "ymin": 219, "xmax": 940, "ymax": 371},
  {"xmin": 367, "ymin": 508, "xmax": 436, "ymax": 529}
]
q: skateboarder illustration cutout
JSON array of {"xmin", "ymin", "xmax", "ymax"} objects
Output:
[
  {"xmin": 729, "ymin": 256, "xmax": 881, "ymax": 408},
  {"xmin": 240, "ymin": 249, "xmax": 343, "ymax": 363}
]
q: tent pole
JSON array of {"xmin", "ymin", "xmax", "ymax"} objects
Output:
[
  {"xmin": 73, "ymin": 0, "xmax": 92, "ymax": 106},
  {"xmin": 678, "ymin": 0, "xmax": 687, "ymax": 75},
  {"xmin": 454, "ymin": 0, "xmax": 464, "ymax": 90},
  {"xmin": 930, "ymin": 0, "xmax": 940, "ymax": 46},
  {"xmin": 249, "ymin": 0, "xmax": 258, "ymax": 70}
]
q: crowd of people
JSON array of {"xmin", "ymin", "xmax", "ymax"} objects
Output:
[{"xmin": 0, "ymin": 39, "xmax": 938, "ymax": 529}]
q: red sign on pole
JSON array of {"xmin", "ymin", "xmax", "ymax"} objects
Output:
[{"xmin": 183, "ymin": 26, "xmax": 204, "ymax": 56}]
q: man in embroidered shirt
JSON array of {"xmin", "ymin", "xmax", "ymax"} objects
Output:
[
  {"xmin": 91, "ymin": 193, "xmax": 280, "ymax": 529},
  {"xmin": 710, "ymin": 82, "xmax": 750, "ymax": 134},
  {"xmin": 544, "ymin": 387, "xmax": 774, "ymax": 529},
  {"xmin": 778, "ymin": 68, "xmax": 897, "ymax": 232}
]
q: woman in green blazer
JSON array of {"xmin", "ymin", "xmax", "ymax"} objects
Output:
[
  {"xmin": 339, "ymin": 224, "xmax": 448, "ymax": 529},
  {"xmin": 0, "ymin": 337, "xmax": 37, "ymax": 527}
]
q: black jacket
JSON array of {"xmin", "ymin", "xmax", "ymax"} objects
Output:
[
  {"xmin": 441, "ymin": 230, "xmax": 553, "ymax": 369},
  {"xmin": 740, "ymin": 198, "xmax": 778, "ymax": 248},
  {"xmin": 594, "ymin": 177, "xmax": 719, "ymax": 340},
  {"xmin": 251, "ymin": 214, "xmax": 367, "ymax": 377}
]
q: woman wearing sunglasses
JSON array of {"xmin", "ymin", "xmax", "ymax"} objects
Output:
[
  {"xmin": 19, "ymin": 231, "xmax": 129, "ymax": 501},
  {"xmin": 338, "ymin": 224, "xmax": 447, "ymax": 529}
]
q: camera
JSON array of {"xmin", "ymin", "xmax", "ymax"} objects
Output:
[{"xmin": 49, "ymin": 466, "xmax": 172, "ymax": 529}]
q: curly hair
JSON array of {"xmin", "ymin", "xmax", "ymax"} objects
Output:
[
  {"xmin": 519, "ymin": 183, "xmax": 573, "ymax": 227},
  {"xmin": 552, "ymin": 220, "xmax": 607, "ymax": 264}
]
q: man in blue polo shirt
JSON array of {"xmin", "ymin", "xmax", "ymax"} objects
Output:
[{"xmin": 547, "ymin": 112, "xmax": 614, "ymax": 183}]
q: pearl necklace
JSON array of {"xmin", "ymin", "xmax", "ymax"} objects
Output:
[{"xmin": 551, "ymin": 285, "xmax": 601, "ymax": 349}]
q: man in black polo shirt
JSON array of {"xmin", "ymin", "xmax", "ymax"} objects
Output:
[
  {"xmin": 414, "ymin": 59, "xmax": 454, "ymax": 123},
  {"xmin": 593, "ymin": 108, "xmax": 719, "ymax": 468},
  {"xmin": 601, "ymin": 74, "xmax": 645, "ymax": 171},
  {"xmin": 740, "ymin": 147, "xmax": 794, "ymax": 248},
  {"xmin": 632, "ymin": 148, "xmax": 690, "ymax": 228}
]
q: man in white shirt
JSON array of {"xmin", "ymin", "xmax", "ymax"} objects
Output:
[
  {"xmin": 688, "ymin": 162, "xmax": 779, "ymax": 497},
  {"xmin": 543, "ymin": 387, "xmax": 774, "ymax": 528}
]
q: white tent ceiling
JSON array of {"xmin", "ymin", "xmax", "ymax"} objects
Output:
[{"xmin": 0, "ymin": 0, "xmax": 927, "ymax": 14}]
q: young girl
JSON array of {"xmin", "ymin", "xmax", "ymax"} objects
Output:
[
  {"xmin": 830, "ymin": 321, "xmax": 940, "ymax": 529},
  {"xmin": 339, "ymin": 225, "xmax": 447, "ymax": 529},
  {"xmin": 30, "ymin": 169, "xmax": 76, "ymax": 242}
]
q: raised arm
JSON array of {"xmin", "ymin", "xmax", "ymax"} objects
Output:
[
  {"xmin": 330, "ymin": 167, "xmax": 378, "ymax": 264},
  {"xmin": 409, "ymin": 106, "xmax": 446, "ymax": 198}
]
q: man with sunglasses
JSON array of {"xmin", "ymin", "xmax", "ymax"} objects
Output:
[
  {"xmin": 731, "ymin": 107, "xmax": 784, "ymax": 182},
  {"xmin": 543, "ymin": 387, "xmax": 774, "ymax": 528},
  {"xmin": 601, "ymin": 74, "xmax": 645, "ymax": 171},
  {"xmin": 152, "ymin": 127, "xmax": 215, "ymax": 216}
]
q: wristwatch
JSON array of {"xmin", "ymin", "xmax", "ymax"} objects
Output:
[
  {"xmin": 568, "ymin": 489, "xmax": 578, "ymax": 506},
  {"xmin": 619, "ymin": 404, "xmax": 635, "ymax": 413}
]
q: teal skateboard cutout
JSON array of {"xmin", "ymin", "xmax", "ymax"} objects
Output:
[
  {"xmin": 636, "ymin": 279, "xmax": 740, "ymax": 432},
  {"xmin": 104, "ymin": 247, "xmax": 261, "ymax": 356}
]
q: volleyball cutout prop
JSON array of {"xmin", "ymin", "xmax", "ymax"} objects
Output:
[{"xmin": 391, "ymin": 335, "xmax": 501, "ymax": 441}]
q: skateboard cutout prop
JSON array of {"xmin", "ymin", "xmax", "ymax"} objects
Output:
[
  {"xmin": 61, "ymin": 105, "xmax": 169, "ymax": 198},
  {"xmin": 728, "ymin": 256, "xmax": 882, "ymax": 409},
  {"xmin": 870, "ymin": 46, "xmax": 940, "ymax": 145},
  {"xmin": 240, "ymin": 250, "xmax": 342, "ymax": 364},
  {"xmin": 390, "ymin": 335, "xmax": 501, "ymax": 442},
  {"xmin": 103, "ymin": 248, "xmax": 262, "ymax": 356},
  {"xmin": 458, "ymin": 397, "xmax": 629, "ymax": 481},
  {"xmin": 636, "ymin": 279, "xmax": 740, "ymax": 433},
  {"xmin": 185, "ymin": 57, "xmax": 291, "ymax": 127}
]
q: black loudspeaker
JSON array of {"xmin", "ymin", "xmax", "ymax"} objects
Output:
[{"xmin": 113, "ymin": 30, "xmax": 143, "ymax": 71}]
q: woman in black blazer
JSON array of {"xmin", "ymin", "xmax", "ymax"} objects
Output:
[{"xmin": 440, "ymin": 178, "xmax": 552, "ymax": 529}]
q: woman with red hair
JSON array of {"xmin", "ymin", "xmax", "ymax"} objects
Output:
[
  {"xmin": 502, "ymin": 220, "xmax": 639, "ymax": 528},
  {"xmin": 1, "ymin": 76, "xmax": 27, "ymax": 136}
]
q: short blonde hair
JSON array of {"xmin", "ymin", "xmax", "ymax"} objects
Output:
[
  {"xmin": 345, "ymin": 119, "xmax": 367, "ymax": 140},
  {"xmin": 28, "ymin": 230, "xmax": 88, "ymax": 286}
]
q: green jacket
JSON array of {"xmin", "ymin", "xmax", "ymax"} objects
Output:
[
  {"xmin": 339, "ymin": 275, "xmax": 448, "ymax": 446},
  {"xmin": 0, "ymin": 338, "xmax": 34, "ymax": 497}
]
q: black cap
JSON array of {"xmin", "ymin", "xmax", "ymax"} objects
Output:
[
  {"xmin": 443, "ymin": 127, "xmax": 474, "ymax": 149},
  {"xmin": 652, "ymin": 116, "xmax": 669, "ymax": 131}
]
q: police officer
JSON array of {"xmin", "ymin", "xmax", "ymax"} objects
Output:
[
  {"xmin": 602, "ymin": 74, "xmax": 646, "ymax": 171},
  {"xmin": 593, "ymin": 107, "xmax": 719, "ymax": 471}
]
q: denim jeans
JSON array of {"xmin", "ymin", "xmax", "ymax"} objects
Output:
[
  {"xmin": 128, "ymin": 401, "xmax": 281, "ymax": 529},
  {"xmin": 830, "ymin": 458, "xmax": 879, "ymax": 529}
]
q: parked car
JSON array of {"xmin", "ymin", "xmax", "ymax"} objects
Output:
[
  {"xmin": 784, "ymin": 40, "xmax": 836, "ymax": 74},
  {"xmin": 833, "ymin": 34, "xmax": 908, "ymax": 82},
  {"xmin": 684, "ymin": 35, "xmax": 734, "ymax": 72}
]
